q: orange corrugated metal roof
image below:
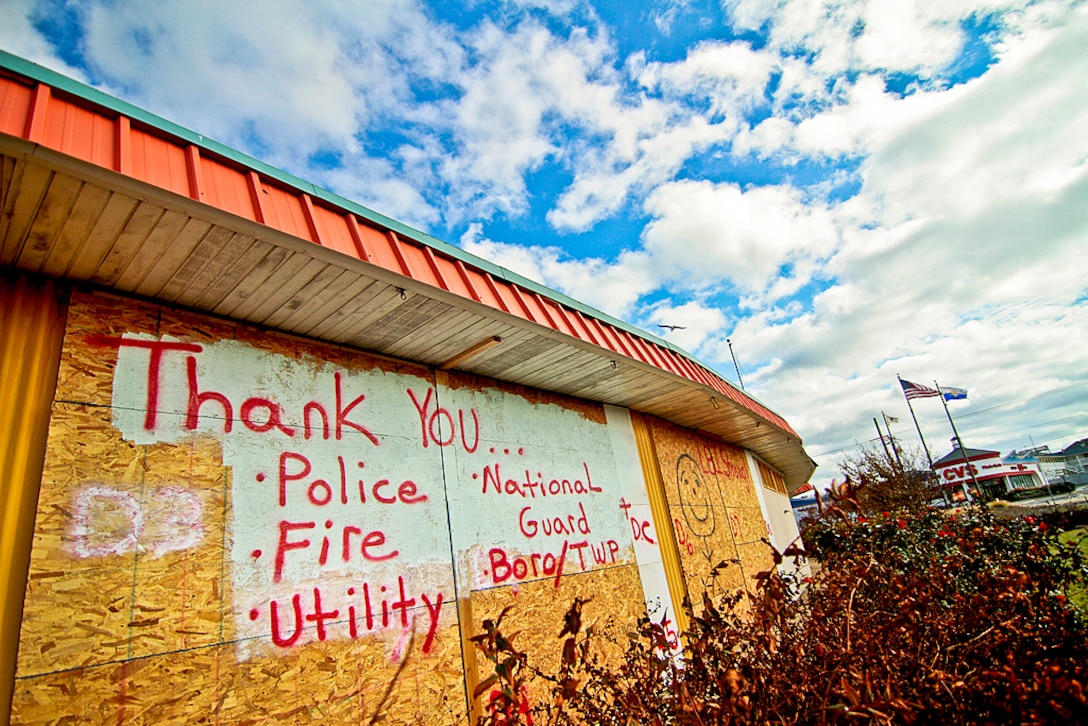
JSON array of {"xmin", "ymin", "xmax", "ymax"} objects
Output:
[{"xmin": 0, "ymin": 50, "xmax": 800, "ymax": 439}]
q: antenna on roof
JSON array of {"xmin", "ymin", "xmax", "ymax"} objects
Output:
[{"xmin": 727, "ymin": 338, "xmax": 746, "ymax": 392}]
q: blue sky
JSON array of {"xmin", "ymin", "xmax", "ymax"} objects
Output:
[{"xmin": 5, "ymin": 0, "xmax": 1087, "ymax": 489}]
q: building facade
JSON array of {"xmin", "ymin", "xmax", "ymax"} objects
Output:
[
  {"xmin": 1010, "ymin": 446, "xmax": 1072, "ymax": 484},
  {"xmin": 933, "ymin": 441, "xmax": 1046, "ymax": 501},
  {"xmin": 1059, "ymin": 439, "xmax": 1088, "ymax": 476},
  {"xmin": 0, "ymin": 52, "xmax": 815, "ymax": 724}
]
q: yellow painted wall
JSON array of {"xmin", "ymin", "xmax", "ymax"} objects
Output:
[{"xmin": 1, "ymin": 274, "xmax": 67, "ymax": 726}]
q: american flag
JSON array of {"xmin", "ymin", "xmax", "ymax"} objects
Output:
[{"xmin": 900, "ymin": 379, "xmax": 941, "ymax": 400}]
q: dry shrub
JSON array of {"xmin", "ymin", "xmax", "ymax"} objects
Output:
[{"xmin": 473, "ymin": 480, "xmax": 1088, "ymax": 724}]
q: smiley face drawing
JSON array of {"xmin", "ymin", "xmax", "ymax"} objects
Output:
[{"xmin": 675, "ymin": 453, "xmax": 716, "ymax": 538}]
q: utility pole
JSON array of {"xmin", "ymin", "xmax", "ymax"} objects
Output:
[
  {"xmin": 874, "ymin": 417, "xmax": 893, "ymax": 464},
  {"xmin": 882, "ymin": 412, "xmax": 903, "ymax": 468}
]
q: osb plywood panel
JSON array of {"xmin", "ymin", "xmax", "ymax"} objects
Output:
[
  {"xmin": 648, "ymin": 418, "xmax": 770, "ymax": 606},
  {"xmin": 17, "ymin": 402, "xmax": 228, "ymax": 676},
  {"xmin": 12, "ymin": 290, "xmax": 466, "ymax": 725},
  {"xmin": 468, "ymin": 563, "xmax": 645, "ymax": 711},
  {"xmin": 14, "ymin": 631, "xmax": 466, "ymax": 725},
  {"xmin": 730, "ymin": 506, "xmax": 772, "ymax": 547},
  {"xmin": 52, "ymin": 293, "xmax": 163, "ymax": 406},
  {"xmin": 669, "ymin": 498, "xmax": 747, "ymax": 598},
  {"xmin": 736, "ymin": 540, "xmax": 776, "ymax": 585}
]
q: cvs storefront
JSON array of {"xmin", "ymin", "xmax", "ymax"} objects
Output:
[{"xmin": 934, "ymin": 443, "xmax": 1046, "ymax": 501}]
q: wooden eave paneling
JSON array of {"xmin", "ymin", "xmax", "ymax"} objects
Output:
[{"xmin": 0, "ymin": 53, "xmax": 816, "ymax": 489}]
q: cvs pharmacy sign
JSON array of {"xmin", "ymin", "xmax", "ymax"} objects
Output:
[{"xmin": 941, "ymin": 464, "xmax": 979, "ymax": 484}]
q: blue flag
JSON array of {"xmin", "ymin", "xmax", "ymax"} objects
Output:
[{"xmin": 941, "ymin": 386, "xmax": 968, "ymax": 401}]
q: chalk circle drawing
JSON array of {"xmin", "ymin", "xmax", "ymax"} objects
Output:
[
  {"xmin": 675, "ymin": 453, "xmax": 715, "ymax": 538},
  {"xmin": 70, "ymin": 485, "xmax": 204, "ymax": 558}
]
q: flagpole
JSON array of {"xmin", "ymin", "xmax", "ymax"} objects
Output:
[
  {"xmin": 936, "ymin": 380, "xmax": 977, "ymax": 499},
  {"xmin": 898, "ymin": 374, "xmax": 935, "ymax": 472}
]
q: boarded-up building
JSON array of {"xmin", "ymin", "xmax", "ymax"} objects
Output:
[{"xmin": 0, "ymin": 51, "xmax": 816, "ymax": 724}]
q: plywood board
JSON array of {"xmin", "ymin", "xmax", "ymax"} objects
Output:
[
  {"xmin": 12, "ymin": 288, "xmax": 750, "ymax": 724},
  {"xmin": 13, "ymin": 290, "xmax": 467, "ymax": 725},
  {"xmin": 468, "ymin": 563, "xmax": 645, "ymax": 713},
  {"xmin": 647, "ymin": 418, "xmax": 771, "ymax": 606}
]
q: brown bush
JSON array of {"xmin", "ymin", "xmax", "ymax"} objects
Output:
[{"xmin": 473, "ymin": 482, "xmax": 1088, "ymax": 725}]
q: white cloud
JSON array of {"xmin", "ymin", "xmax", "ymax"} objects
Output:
[
  {"xmin": 640, "ymin": 180, "xmax": 842, "ymax": 297},
  {"xmin": 723, "ymin": 0, "xmax": 1026, "ymax": 77},
  {"xmin": 736, "ymin": 55, "xmax": 971, "ymax": 161},
  {"xmin": 853, "ymin": 1, "xmax": 967, "ymax": 73},
  {"xmin": 645, "ymin": 299, "xmax": 731, "ymax": 354},
  {"xmin": 724, "ymin": 0, "xmax": 865, "ymax": 75},
  {"xmin": 81, "ymin": 1, "xmax": 362, "ymax": 152},
  {"xmin": 506, "ymin": 0, "xmax": 581, "ymax": 13},
  {"xmin": 436, "ymin": 21, "xmax": 615, "ymax": 221},
  {"xmin": 861, "ymin": 7, "xmax": 1088, "ymax": 226},
  {"xmin": 548, "ymin": 116, "xmax": 728, "ymax": 230},
  {"xmin": 637, "ymin": 41, "xmax": 776, "ymax": 116},
  {"xmin": 789, "ymin": 75, "xmax": 948, "ymax": 157},
  {"xmin": 0, "ymin": 0, "xmax": 88, "ymax": 79},
  {"xmin": 652, "ymin": 0, "xmax": 697, "ymax": 34}
]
